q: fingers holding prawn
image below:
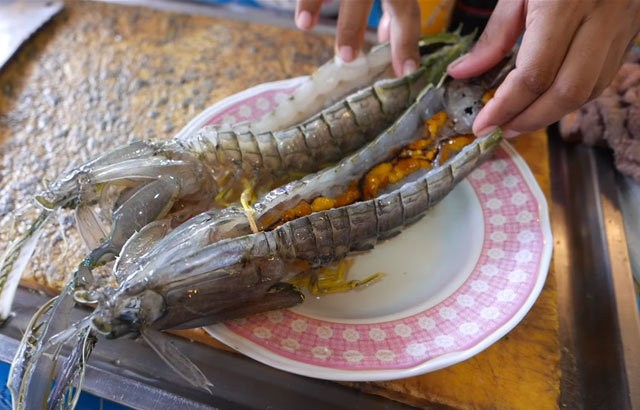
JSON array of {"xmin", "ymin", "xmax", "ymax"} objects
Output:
[
  {"xmin": 466, "ymin": 1, "xmax": 586, "ymax": 136},
  {"xmin": 295, "ymin": 0, "xmax": 323, "ymax": 30},
  {"xmin": 501, "ymin": 9, "xmax": 628, "ymax": 134},
  {"xmin": 449, "ymin": 0, "xmax": 640, "ymax": 137},
  {"xmin": 296, "ymin": 0, "xmax": 420, "ymax": 76},
  {"xmin": 380, "ymin": 0, "xmax": 421, "ymax": 76},
  {"xmin": 447, "ymin": 0, "xmax": 525, "ymax": 79},
  {"xmin": 335, "ymin": 0, "xmax": 374, "ymax": 62}
]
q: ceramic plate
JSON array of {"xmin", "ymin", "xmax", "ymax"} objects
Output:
[{"xmin": 174, "ymin": 77, "xmax": 553, "ymax": 381}]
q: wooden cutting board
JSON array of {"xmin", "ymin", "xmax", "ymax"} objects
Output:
[{"xmin": 0, "ymin": 1, "xmax": 559, "ymax": 408}]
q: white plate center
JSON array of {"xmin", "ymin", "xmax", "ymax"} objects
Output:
[{"xmin": 291, "ymin": 180, "xmax": 484, "ymax": 322}]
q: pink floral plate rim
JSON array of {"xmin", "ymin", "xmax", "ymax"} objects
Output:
[{"xmin": 176, "ymin": 77, "xmax": 553, "ymax": 381}]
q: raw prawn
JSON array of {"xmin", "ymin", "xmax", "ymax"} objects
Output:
[
  {"xmin": 0, "ymin": 32, "xmax": 473, "ymax": 321},
  {"xmin": 8, "ymin": 53, "xmax": 513, "ymax": 409}
]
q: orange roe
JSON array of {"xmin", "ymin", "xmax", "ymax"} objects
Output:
[
  {"xmin": 280, "ymin": 201, "xmax": 312, "ymax": 223},
  {"xmin": 426, "ymin": 111, "xmax": 448, "ymax": 139},
  {"xmin": 362, "ymin": 162, "xmax": 393, "ymax": 199},
  {"xmin": 439, "ymin": 135, "xmax": 476, "ymax": 163},
  {"xmin": 334, "ymin": 182, "xmax": 361, "ymax": 207},
  {"xmin": 482, "ymin": 88, "xmax": 496, "ymax": 105},
  {"xmin": 273, "ymin": 110, "xmax": 478, "ymax": 227},
  {"xmin": 311, "ymin": 196, "xmax": 336, "ymax": 212}
]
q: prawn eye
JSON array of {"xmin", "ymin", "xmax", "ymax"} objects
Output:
[
  {"xmin": 117, "ymin": 310, "xmax": 139, "ymax": 326},
  {"xmin": 117, "ymin": 298, "xmax": 142, "ymax": 325}
]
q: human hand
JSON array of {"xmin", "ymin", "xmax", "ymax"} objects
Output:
[
  {"xmin": 447, "ymin": 0, "xmax": 640, "ymax": 138},
  {"xmin": 295, "ymin": 0, "xmax": 421, "ymax": 77}
]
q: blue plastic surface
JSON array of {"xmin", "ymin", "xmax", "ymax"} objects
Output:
[{"xmin": 0, "ymin": 360, "xmax": 131, "ymax": 410}]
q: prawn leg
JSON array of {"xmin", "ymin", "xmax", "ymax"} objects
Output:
[
  {"xmin": 290, "ymin": 259, "xmax": 383, "ymax": 295},
  {"xmin": 0, "ymin": 210, "xmax": 53, "ymax": 322},
  {"xmin": 47, "ymin": 327, "xmax": 96, "ymax": 410},
  {"xmin": 81, "ymin": 178, "xmax": 181, "ymax": 268},
  {"xmin": 8, "ymin": 282, "xmax": 79, "ymax": 410},
  {"xmin": 240, "ymin": 182, "xmax": 259, "ymax": 234}
]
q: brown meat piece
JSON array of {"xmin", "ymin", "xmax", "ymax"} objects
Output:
[{"xmin": 559, "ymin": 48, "xmax": 640, "ymax": 182}]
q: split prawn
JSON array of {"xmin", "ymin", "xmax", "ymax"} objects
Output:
[
  {"xmin": 0, "ymin": 32, "xmax": 473, "ymax": 321},
  {"xmin": 8, "ymin": 54, "xmax": 514, "ymax": 409}
]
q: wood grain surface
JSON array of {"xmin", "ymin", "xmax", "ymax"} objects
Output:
[{"xmin": 0, "ymin": 2, "xmax": 559, "ymax": 409}]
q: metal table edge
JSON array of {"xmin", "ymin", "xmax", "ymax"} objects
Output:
[{"xmin": 549, "ymin": 124, "xmax": 640, "ymax": 409}]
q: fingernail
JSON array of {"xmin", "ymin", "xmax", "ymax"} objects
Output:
[
  {"xmin": 339, "ymin": 45, "xmax": 354, "ymax": 62},
  {"xmin": 402, "ymin": 59, "xmax": 418, "ymax": 76},
  {"xmin": 378, "ymin": 13, "xmax": 390, "ymax": 42},
  {"xmin": 475, "ymin": 125, "xmax": 498, "ymax": 137},
  {"xmin": 502, "ymin": 129, "xmax": 520, "ymax": 139},
  {"xmin": 448, "ymin": 53, "xmax": 469, "ymax": 70},
  {"xmin": 296, "ymin": 10, "xmax": 312, "ymax": 30}
]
